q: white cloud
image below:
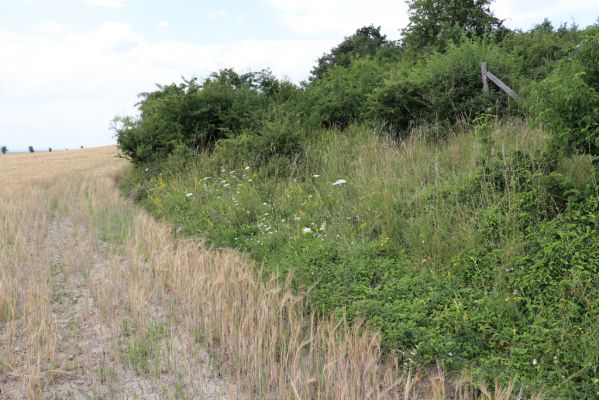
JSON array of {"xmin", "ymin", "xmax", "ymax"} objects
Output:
[
  {"xmin": 86, "ymin": 0, "xmax": 125, "ymax": 8},
  {"xmin": 208, "ymin": 10, "xmax": 247, "ymax": 22},
  {"xmin": 209, "ymin": 10, "xmax": 228, "ymax": 20},
  {"xmin": 157, "ymin": 21, "xmax": 169, "ymax": 31},
  {"xmin": 266, "ymin": 0, "xmax": 409, "ymax": 38},
  {"xmin": 267, "ymin": 0, "xmax": 598, "ymax": 38},
  {"xmin": 34, "ymin": 21, "xmax": 66, "ymax": 34},
  {"xmin": 493, "ymin": 0, "xmax": 598, "ymax": 30},
  {"xmin": 0, "ymin": 22, "xmax": 332, "ymax": 148}
]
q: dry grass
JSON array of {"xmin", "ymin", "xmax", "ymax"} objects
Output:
[{"xmin": 0, "ymin": 147, "xmax": 539, "ymax": 399}]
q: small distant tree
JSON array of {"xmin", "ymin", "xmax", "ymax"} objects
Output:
[
  {"xmin": 80, "ymin": 145, "xmax": 84, "ymax": 149},
  {"xmin": 28, "ymin": 146, "xmax": 35, "ymax": 153},
  {"xmin": 1, "ymin": 145, "xmax": 7, "ymax": 154},
  {"xmin": 48, "ymin": 147, "xmax": 52, "ymax": 152}
]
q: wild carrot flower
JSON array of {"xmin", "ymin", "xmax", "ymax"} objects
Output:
[{"xmin": 332, "ymin": 179, "xmax": 347, "ymax": 186}]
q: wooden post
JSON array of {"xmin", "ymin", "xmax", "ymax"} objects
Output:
[
  {"xmin": 486, "ymin": 71, "xmax": 518, "ymax": 100},
  {"xmin": 480, "ymin": 61, "xmax": 518, "ymax": 101},
  {"xmin": 481, "ymin": 62, "xmax": 489, "ymax": 94}
]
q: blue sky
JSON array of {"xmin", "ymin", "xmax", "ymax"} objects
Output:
[{"xmin": 0, "ymin": 0, "xmax": 597, "ymax": 150}]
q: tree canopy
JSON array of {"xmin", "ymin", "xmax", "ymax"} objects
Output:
[
  {"xmin": 310, "ymin": 25, "xmax": 401, "ymax": 81},
  {"xmin": 402, "ymin": 0, "xmax": 505, "ymax": 51}
]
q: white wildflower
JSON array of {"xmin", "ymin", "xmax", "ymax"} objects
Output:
[
  {"xmin": 302, "ymin": 227, "xmax": 313, "ymax": 234},
  {"xmin": 144, "ymin": 168, "xmax": 149, "ymax": 172},
  {"xmin": 185, "ymin": 193, "xmax": 193, "ymax": 198},
  {"xmin": 312, "ymin": 174, "xmax": 320, "ymax": 178},
  {"xmin": 319, "ymin": 222, "xmax": 326, "ymax": 231},
  {"xmin": 223, "ymin": 183, "xmax": 230, "ymax": 188},
  {"xmin": 532, "ymin": 359, "xmax": 538, "ymax": 366},
  {"xmin": 332, "ymin": 179, "xmax": 347, "ymax": 186},
  {"xmin": 245, "ymin": 166, "xmax": 251, "ymax": 170}
]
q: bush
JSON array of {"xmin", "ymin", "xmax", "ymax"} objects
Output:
[
  {"xmin": 500, "ymin": 20, "xmax": 582, "ymax": 81},
  {"xmin": 310, "ymin": 25, "xmax": 401, "ymax": 81},
  {"xmin": 304, "ymin": 57, "xmax": 386, "ymax": 128},
  {"xmin": 528, "ymin": 31, "xmax": 599, "ymax": 157},
  {"xmin": 213, "ymin": 105, "xmax": 306, "ymax": 172},
  {"xmin": 115, "ymin": 70, "xmax": 295, "ymax": 164},
  {"xmin": 368, "ymin": 39, "xmax": 520, "ymax": 135}
]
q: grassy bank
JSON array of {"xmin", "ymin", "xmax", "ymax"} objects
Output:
[{"xmin": 122, "ymin": 121, "xmax": 598, "ymax": 398}]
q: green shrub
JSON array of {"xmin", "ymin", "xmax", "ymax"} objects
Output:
[
  {"xmin": 213, "ymin": 105, "xmax": 306, "ymax": 172},
  {"xmin": 528, "ymin": 32, "xmax": 599, "ymax": 157},
  {"xmin": 310, "ymin": 25, "xmax": 401, "ymax": 81},
  {"xmin": 368, "ymin": 40, "xmax": 520, "ymax": 135},
  {"xmin": 500, "ymin": 20, "xmax": 583, "ymax": 81},
  {"xmin": 115, "ymin": 70, "xmax": 296, "ymax": 163},
  {"xmin": 304, "ymin": 57, "xmax": 386, "ymax": 128}
]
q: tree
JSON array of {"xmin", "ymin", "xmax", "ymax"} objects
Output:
[
  {"xmin": 1, "ymin": 146, "xmax": 7, "ymax": 154},
  {"xmin": 48, "ymin": 147, "xmax": 53, "ymax": 152},
  {"xmin": 401, "ymin": 0, "xmax": 505, "ymax": 52},
  {"xmin": 310, "ymin": 25, "xmax": 401, "ymax": 81},
  {"xmin": 28, "ymin": 146, "xmax": 34, "ymax": 153}
]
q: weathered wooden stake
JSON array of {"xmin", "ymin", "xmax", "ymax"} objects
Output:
[
  {"xmin": 480, "ymin": 62, "xmax": 518, "ymax": 100},
  {"xmin": 481, "ymin": 62, "xmax": 489, "ymax": 94}
]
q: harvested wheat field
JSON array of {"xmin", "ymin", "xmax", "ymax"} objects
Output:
[
  {"xmin": 0, "ymin": 147, "xmax": 230, "ymax": 399},
  {"xmin": 0, "ymin": 147, "xmax": 539, "ymax": 399}
]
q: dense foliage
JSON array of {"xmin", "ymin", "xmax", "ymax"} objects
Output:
[
  {"xmin": 528, "ymin": 28, "xmax": 599, "ymax": 156},
  {"xmin": 115, "ymin": 1, "xmax": 599, "ymax": 397},
  {"xmin": 310, "ymin": 25, "xmax": 402, "ymax": 81},
  {"xmin": 115, "ymin": 70, "xmax": 296, "ymax": 163},
  {"xmin": 401, "ymin": 0, "xmax": 506, "ymax": 51}
]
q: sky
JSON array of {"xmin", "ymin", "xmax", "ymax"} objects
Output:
[{"xmin": 0, "ymin": 1, "xmax": 597, "ymax": 150}]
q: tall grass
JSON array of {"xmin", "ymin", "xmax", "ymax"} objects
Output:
[
  {"xmin": 129, "ymin": 119, "xmax": 597, "ymax": 397},
  {"xmin": 0, "ymin": 144, "xmax": 545, "ymax": 398}
]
